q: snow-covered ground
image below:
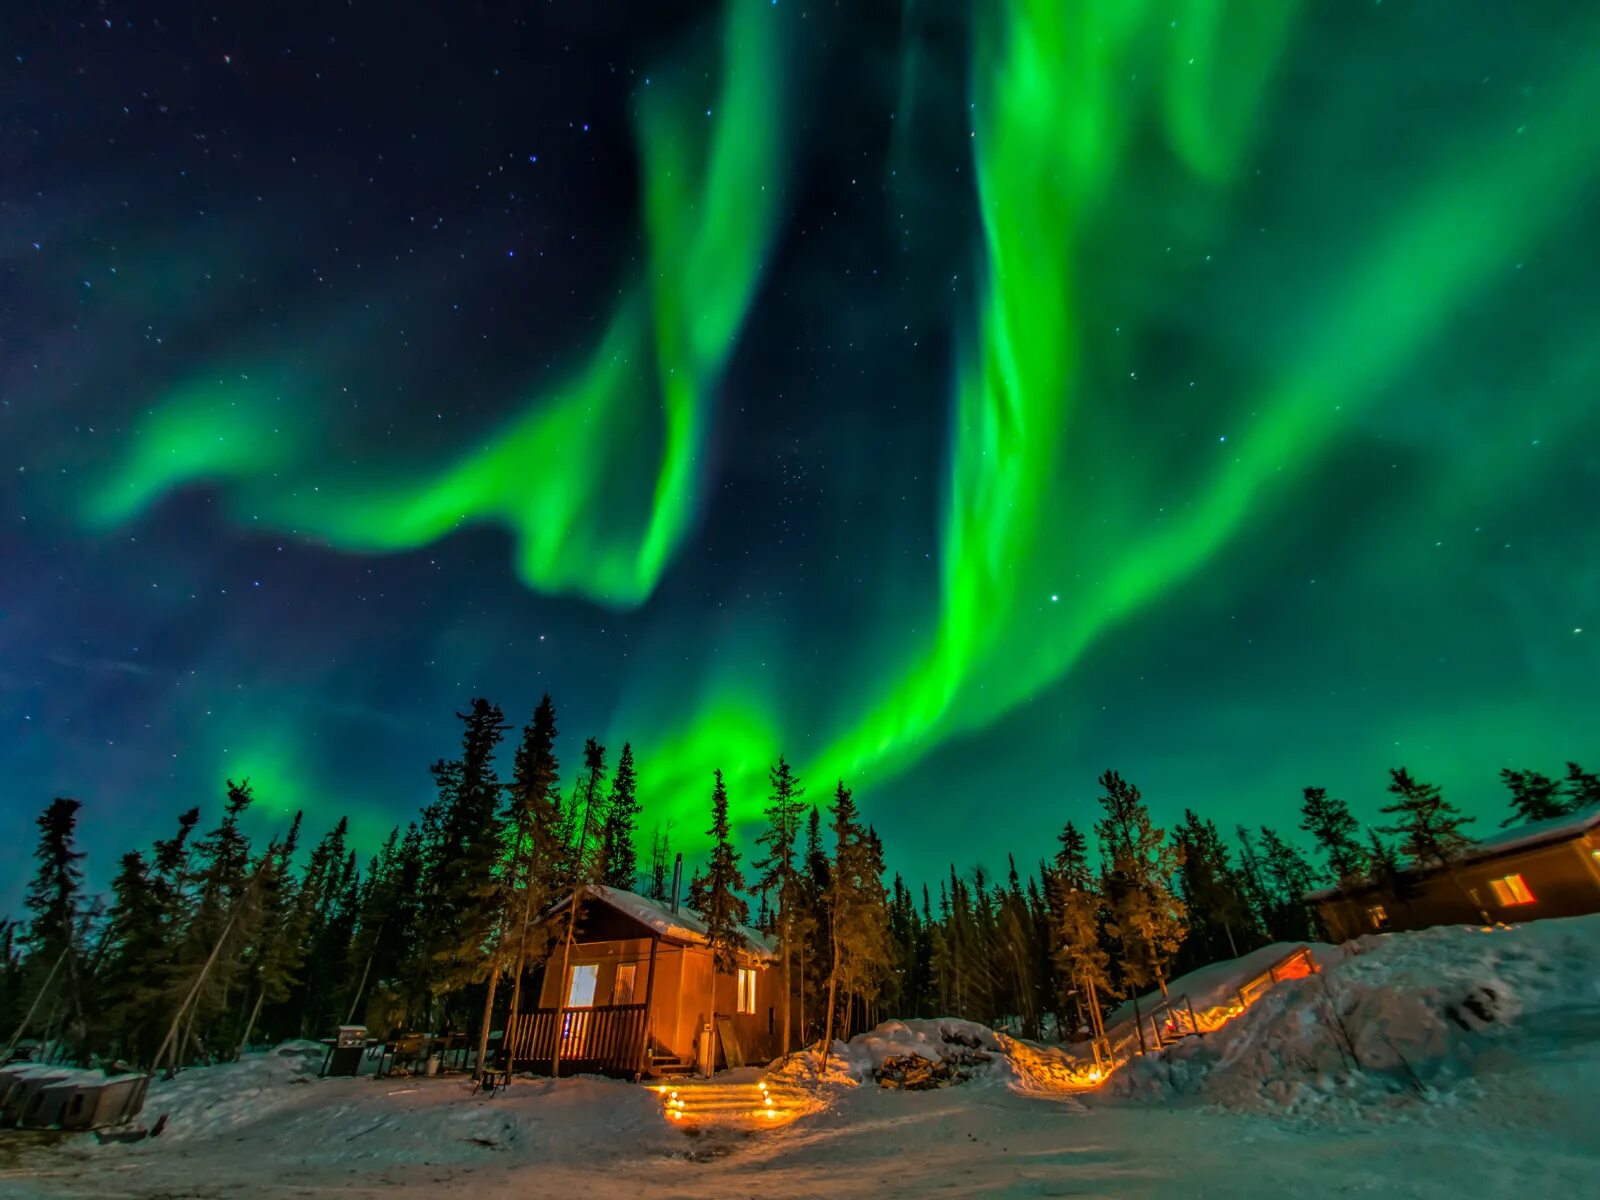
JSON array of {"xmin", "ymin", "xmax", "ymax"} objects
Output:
[{"xmin": 7, "ymin": 915, "xmax": 1599, "ymax": 1198}]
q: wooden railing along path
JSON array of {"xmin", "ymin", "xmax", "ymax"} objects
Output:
[{"xmin": 1102, "ymin": 944, "xmax": 1320, "ymax": 1066}]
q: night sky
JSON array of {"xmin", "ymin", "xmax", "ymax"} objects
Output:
[{"xmin": 4, "ymin": 1, "xmax": 1598, "ymax": 900}]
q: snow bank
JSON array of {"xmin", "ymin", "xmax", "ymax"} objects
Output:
[
  {"xmin": 768, "ymin": 1019, "xmax": 1096, "ymax": 1093},
  {"xmin": 1107, "ymin": 914, "xmax": 1600, "ymax": 1119},
  {"xmin": 91, "ymin": 1042, "xmax": 677, "ymax": 1172}
]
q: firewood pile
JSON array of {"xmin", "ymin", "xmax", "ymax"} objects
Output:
[{"xmin": 875, "ymin": 1034, "xmax": 994, "ymax": 1090}]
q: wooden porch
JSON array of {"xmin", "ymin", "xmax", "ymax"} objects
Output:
[{"xmin": 505, "ymin": 1003, "xmax": 648, "ymax": 1078}]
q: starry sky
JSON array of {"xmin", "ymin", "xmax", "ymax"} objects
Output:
[{"xmin": 4, "ymin": 0, "xmax": 1598, "ymax": 901}]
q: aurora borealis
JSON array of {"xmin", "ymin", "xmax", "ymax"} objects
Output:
[{"xmin": 3, "ymin": 1, "xmax": 1598, "ymax": 892}]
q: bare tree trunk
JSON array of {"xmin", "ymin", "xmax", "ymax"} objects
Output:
[
  {"xmin": 236, "ymin": 990, "xmax": 266, "ymax": 1061},
  {"xmin": 549, "ymin": 887, "xmax": 582, "ymax": 1077},
  {"xmin": 177, "ymin": 1003, "xmax": 199, "ymax": 1070},
  {"xmin": 778, "ymin": 909, "xmax": 792, "ymax": 1059},
  {"xmin": 1130, "ymin": 983, "xmax": 1147, "ymax": 1055},
  {"xmin": 147, "ymin": 880, "xmax": 253, "ymax": 1085},
  {"xmin": 819, "ymin": 925, "xmax": 843, "ymax": 1074},
  {"xmin": 2, "ymin": 945, "xmax": 68, "ymax": 1062},
  {"xmin": 797, "ymin": 939, "xmax": 807, "ymax": 1050},
  {"xmin": 345, "ymin": 950, "xmax": 375, "ymax": 1026}
]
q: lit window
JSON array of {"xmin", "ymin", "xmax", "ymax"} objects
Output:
[
  {"xmin": 565, "ymin": 963, "xmax": 598, "ymax": 1008},
  {"xmin": 737, "ymin": 967, "xmax": 757, "ymax": 1014},
  {"xmin": 612, "ymin": 963, "xmax": 637, "ymax": 1006},
  {"xmin": 1487, "ymin": 874, "xmax": 1535, "ymax": 906},
  {"xmin": 1366, "ymin": 904, "xmax": 1388, "ymax": 929}
]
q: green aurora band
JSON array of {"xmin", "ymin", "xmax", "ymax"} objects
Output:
[
  {"xmin": 90, "ymin": 0, "xmax": 791, "ymax": 607},
  {"xmin": 632, "ymin": 0, "xmax": 1600, "ymax": 825},
  {"xmin": 81, "ymin": 1, "xmax": 1600, "ymax": 837}
]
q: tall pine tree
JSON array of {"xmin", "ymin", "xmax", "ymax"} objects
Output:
[
  {"xmin": 753, "ymin": 755, "xmax": 805, "ymax": 1056},
  {"xmin": 1298, "ymin": 787, "xmax": 1367, "ymax": 881},
  {"xmin": 1563, "ymin": 762, "xmax": 1600, "ymax": 811},
  {"xmin": 600, "ymin": 743, "xmax": 641, "ymax": 890},
  {"xmin": 701, "ymin": 770, "xmax": 749, "ymax": 973},
  {"xmin": 1094, "ymin": 771, "xmax": 1186, "ymax": 999},
  {"xmin": 1499, "ymin": 768, "xmax": 1566, "ymax": 826},
  {"xmin": 1379, "ymin": 767, "xmax": 1475, "ymax": 867}
]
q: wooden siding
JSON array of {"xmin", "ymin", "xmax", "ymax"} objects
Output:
[{"xmin": 1316, "ymin": 828, "xmax": 1600, "ymax": 940}]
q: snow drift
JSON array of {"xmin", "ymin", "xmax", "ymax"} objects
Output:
[{"xmin": 1107, "ymin": 913, "xmax": 1600, "ymax": 1118}]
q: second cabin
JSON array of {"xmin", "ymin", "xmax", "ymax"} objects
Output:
[{"xmin": 506, "ymin": 885, "xmax": 780, "ymax": 1078}]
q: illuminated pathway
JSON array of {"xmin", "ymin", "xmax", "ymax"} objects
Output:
[{"xmin": 654, "ymin": 1075, "xmax": 820, "ymax": 1131}]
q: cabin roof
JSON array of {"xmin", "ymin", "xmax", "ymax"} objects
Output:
[
  {"xmin": 547, "ymin": 884, "xmax": 777, "ymax": 961},
  {"xmin": 1305, "ymin": 801, "xmax": 1600, "ymax": 902}
]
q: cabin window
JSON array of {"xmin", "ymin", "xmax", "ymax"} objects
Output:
[
  {"xmin": 1488, "ymin": 874, "xmax": 1535, "ymax": 906},
  {"xmin": 1366, "ymin": 904, "xmax": 1388, "ymax": 929},
  {"xmin": 736, "ymin": 967, "xmax": 757, "ymax": 1014},
  {"xmin": 612, "ymin": 963, "xmax": 637, "ymax": 1006},
  {"xmin": 566, "ymin": 963, "xmax": 598, "ymax": 1008}
]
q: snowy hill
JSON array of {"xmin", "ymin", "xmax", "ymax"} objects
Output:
[{"xmin": 1108, "ymin": 913, "xmax": 1600, "ymax": 1118}]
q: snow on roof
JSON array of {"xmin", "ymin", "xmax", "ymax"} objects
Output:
[
  {"xmin": 551, "ymin": 884, "xmax": 777, "ymax": 961},
  {"xmin": 1462, "ymin": 801, "xmax": 1600, "ymax": 861},
  {"xmin": 1305, "ymin": 801, "xmax": 1600, "ymax": 902}
]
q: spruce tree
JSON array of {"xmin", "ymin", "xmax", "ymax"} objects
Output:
[
  {"xmin": 22, "ymin": 797, "xmax": 85, "ymax": 973},
  {"xmin": 1056, "ymin": 821, "xmax": 1091, "ymax": 888},
  {"xmin": 96, "ymin": 851, "xmax": 166, "ymax": 1061},
  {"xmin": 1233, "ymin": 826, "xmax": 1275, "ymax": 932},
  {"xmin": 1379, "ymin": 767, "xmax": 1475, "ymax": 868},
  {"xmin": 685, "ymin": 867, "xmax": 710, "ymax": 914},
  {"xmin": 1256, "ymin": 826, "xmax": 1319, "ymax": 941},
  {"xmin": 753, "ymin": 755, "xmax": 805, "ymax": 1056},
  {"xmin": 1499, "ymin": 769, "xmax": 1566, "ymax": 826},
  {"xmin": 166, "ymin": 782, "xmax": 259, "ymax": 1061},
  {"xmin": 1093, "ymin": 771, "xmax": 1186, "ymax": 999},
  {"xmin": 421, "ymin": 700, "xmax": 509, "ymax": 1016},
  {"xmin": 1049, "ymin": 867, "xmax": 1111, "ymax": 1051},
  {"xmin": 1298, "ymin": 787, "xmax": 1367, "ymax": 881},
  {"xmin": 1172, "ymin": 811, "xmax": 1254, "ymax": 967},
  {"xmin": 645, "ymin": 827, "xmax": 672, "ymax": 903},
  {"xmin": 821, "ymin": 781, "xmax": 863, "ymax": 1062},
  {"xmin": 503, "ymin": 695, "xmax": 563, "ymax": 1034},
  {"xmin": 569, "ymin": 737, "xmax": 608, "ymax": 884},
  {"xmin": 600, "ymin": 743, "xmax": 641, "ymax": 890},
  {"xmin": 234, "ymin": 815, "xmax": 306, "ymax": 1054},
  {"xmin": 1563, "ymin": 762, "xmax": 1600, "ymax": 811},
  {"xmin": 702, "ymin": 770, "xmax": 749, "ymax": 973}
]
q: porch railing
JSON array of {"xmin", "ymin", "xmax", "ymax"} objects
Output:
[{"xmin": 505, "ymin": 1003, "xmax": 647, "ymax": 1078}]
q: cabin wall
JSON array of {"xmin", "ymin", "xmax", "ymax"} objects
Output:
[
  {"xmin": 1316, "ymin": 831, "xmax": 1600, "ymax": 940},
  {"xmin": 530, "ymin": 937, "xmax": 705, "ymax": 1062},
  {"xmin": 713, "ymin": 959, "xmax": 780, "ymax": 1064},
  {"xmin": 535, "ymin": 935, "xmax": 657, "ymax": 1008},
  {"xmin": 674, "ymin": 945, "xmax": 716, "ymax": 1066}
]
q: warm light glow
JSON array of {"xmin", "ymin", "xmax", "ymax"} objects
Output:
[
  {"xmin": 737, "ymin": 967, "xmax": 758, "ymax": 1014},
  {"xmin": 1488, "ymin": 873, "xmax": 1535, "ymax": 906}
]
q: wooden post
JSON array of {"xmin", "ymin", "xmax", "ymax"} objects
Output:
[
  {"xmin": 638, "ymin": 934, "xmax": 660, "ymax": 1078},
  {"xmin": 549, "ymin": 886, "xmax": 582, "ymax": 1077}
]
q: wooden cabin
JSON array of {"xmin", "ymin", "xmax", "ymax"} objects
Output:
[
  {"xmin": 1309, "ymin": 803, "xmax": 1600, "ymax": 941},
  {"xmin": 505, "ymin": 886, "xmax": 779, "ymax": 1078}
]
